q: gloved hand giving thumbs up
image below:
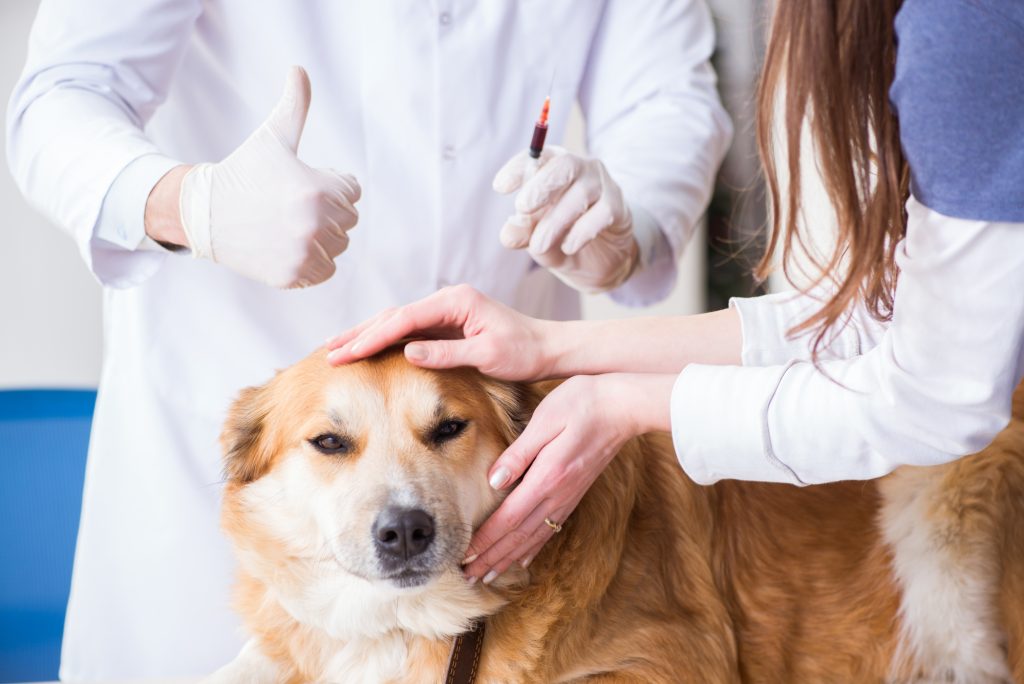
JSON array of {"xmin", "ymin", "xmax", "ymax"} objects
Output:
[{"xmin": 177, "ymin": 65, "xmax": 361, "ymax": 289}]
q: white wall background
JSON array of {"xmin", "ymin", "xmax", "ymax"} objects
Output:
[{"xmin": 0, "ymin": 0, "xmax": 705, "ymax": 390}]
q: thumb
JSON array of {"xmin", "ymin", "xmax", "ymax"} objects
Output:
[
  {"xmin": 487, "ymin": 418, "xmax": 555, "ymax": 490},
  {"xmin": 266, "ymin": 65, "xmax": 312, "ymax": 152},
  {"xmin": 404, "ymin": 339, "xmax": 482, "ymax": 370}
]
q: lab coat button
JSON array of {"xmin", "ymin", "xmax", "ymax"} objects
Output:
[
  {"xmin": 439, "ymin": 12, "xmax": 452, "ymax": 26},
  {"xmin": 442, "ymin": 144, "xmax": 457, "ymax": 160}
]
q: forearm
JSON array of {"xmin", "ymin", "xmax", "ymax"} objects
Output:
[
  {"xmin": 732, "ymin": 287, "xmax": 889, "ymax": 366},
  {"xmin": 539, "ymin": 307, "xmax": 741, "ymax": 378},
  {"xmin": 583, "ymin": 0, "xmax": 731, "ymax": 257},
  {"xmin": 672, "ymin": 201, "xmax": 1024, "ymax": 485},
  {"xmin": 8, "ymin": 85, "xmax": 164, "ymax": 246},
  {"xmin": 7, "ymin": 0, "xmax": 199, "ymax": 283}
]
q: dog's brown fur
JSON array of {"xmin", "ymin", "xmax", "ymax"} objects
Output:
[{"xmin": 218, "ymin": 349, "xmax": 1024, "ymax": 683}]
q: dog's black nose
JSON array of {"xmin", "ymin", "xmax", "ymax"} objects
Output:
[{"xmin": 373, "ymin": 507, "xmax": 435, "ymax": 561}]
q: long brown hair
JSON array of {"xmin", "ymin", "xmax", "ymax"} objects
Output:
[{"xmin": 755, "ymin": 0, "xmax": 910, "ymax": 356}]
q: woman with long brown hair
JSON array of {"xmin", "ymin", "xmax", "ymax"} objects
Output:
[{"xmin": 327, "ymin": 0, "xmax": 1024, "ymax": 586}]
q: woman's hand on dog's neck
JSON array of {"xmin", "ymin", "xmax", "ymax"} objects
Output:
[{"xmin": 461, "ymin": 372, "xmax": 675, "ymax": 584}]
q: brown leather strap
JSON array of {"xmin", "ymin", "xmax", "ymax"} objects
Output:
[{"xmin": 444, "ymin": 620, "xmax": 486, "ymax": 684}]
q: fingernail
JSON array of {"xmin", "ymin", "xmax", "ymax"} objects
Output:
[
  {"xmin": 489, "ymin": 466, "xmax": 510, "ymax": 490},
  {"xmin": 405, "ymin": 344, "xmax": 426, "ymax": 362},
  {"xmin": 520, "ymin": 555, "xmax": 535, "ymax": 569},
  {"xmin": 482, "ymin": 570, "xmax": 498, "ymax": 585},
  {"xmin": 326, "ymin": 349, "xmax": 342, "ymax": 363},
  {"xmin": 348, "ymin": 340, "xmax": 361, "ymax": 354},
  {"xmin": 467, "ymin": 575, "xmax": 478, "ymax": 586},
  {"xmin": 462, "ymin": 553, "xmax": 479, "ymax": 565}
]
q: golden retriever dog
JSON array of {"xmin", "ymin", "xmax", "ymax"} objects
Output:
[{"xmin": 207, "ymin": 348, "xmax": 1024, "ymax": 683}]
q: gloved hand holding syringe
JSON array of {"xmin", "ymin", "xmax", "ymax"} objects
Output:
[{"xmin": 493, "ymin": 92, "xmax": 644, "ymax": 294}]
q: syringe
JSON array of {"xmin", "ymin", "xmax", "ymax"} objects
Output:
[
  {"xmin": 498, "ymin": 94, "xmax": 553, "ymax": 249},
  {"xmin": 529, "ymin": 96, "xmax": 550, "ymax": 160}
]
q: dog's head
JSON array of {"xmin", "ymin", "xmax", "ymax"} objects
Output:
[{"xmin": 220, "ymin": 347, "xmax": 536, "ymax": 629}]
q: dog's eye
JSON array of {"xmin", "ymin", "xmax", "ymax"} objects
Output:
[
  {"xmin": 431, "ymin": 419, "xmax": 468, "ymax": 444},
  {"xmin": 310, "ymin": 433, "xmax": 351, "ymax": 455}
]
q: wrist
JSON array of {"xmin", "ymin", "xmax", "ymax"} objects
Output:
[
  {"xmin": 603, "ymin": 373, "xmax": 675, "ymax": 436},
  {"xmin": 144, "ymin": 164, "xmax": 192, "ymax": 247},
  {"xmin": 535, "ymin": 319, "xmax": 590, "ymax": 379}
]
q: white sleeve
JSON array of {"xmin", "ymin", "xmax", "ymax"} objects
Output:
[
  {"xmin": 730, "ymin": 286, "xmax": 889, "ymax": 366},
  {"xmin": 5, "ymin": 0, "xmax": 200, "ymax": 288},
  {"xmin": 671, "ymin": 198, "xmax": 1024, "ymax": 485},
  {"xmin": 578, "ymin": 0, "xmax": 733, "ymax": 307}
]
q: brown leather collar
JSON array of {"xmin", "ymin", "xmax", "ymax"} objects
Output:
[{"xmin": 444, "ymin": 619, "xmax": 486, "ymax": 684}]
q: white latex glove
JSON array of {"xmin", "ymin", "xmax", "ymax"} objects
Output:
[
  {"xmin": 179, "ymin": 66, "xmax": 361, "ymax": 289},
  {"xmin": 493, "ymin": 145, "xmax": 639, "ymax": 294}
]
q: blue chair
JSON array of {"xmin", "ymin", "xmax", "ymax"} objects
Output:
[{"xmin": 0, "ymin": 390, "xmax": 94, "ymax": 683}]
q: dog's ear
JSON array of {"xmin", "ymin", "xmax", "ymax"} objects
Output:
[
  {"xmin": 482, "ymin": 379, "xmax": 544, "ymax": 446},
  {"xmin": 221, "ymin": 383, "xmax": 275, "ymax": 484}
]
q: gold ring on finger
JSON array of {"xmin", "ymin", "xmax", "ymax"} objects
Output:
[{"xmin": 544, "ymin": 517, "xmax": 563, "ymax": 533}]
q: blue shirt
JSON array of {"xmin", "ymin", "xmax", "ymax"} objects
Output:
[{"xmin": 891, "ymin": 0, "xmax": 1024, "ymax": 221}]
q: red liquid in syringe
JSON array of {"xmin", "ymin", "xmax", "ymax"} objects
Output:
[{"xmin": 529, "ymin": 96, "xmax": 550, "ymax": 159}]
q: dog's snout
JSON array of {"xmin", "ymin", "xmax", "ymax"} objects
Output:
[{"xmin": 373, "ymin": 507, "xmax": 435, "ymax": 561}]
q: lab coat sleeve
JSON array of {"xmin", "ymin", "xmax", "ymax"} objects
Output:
[
  {"xmin": 578, "ymin": 0, "xmax": 732, "ymax": 307},
  {"xmin": 5, "ymin": 0, "xmax": 200, "ymax": 288},
  {"xmin": 730, "ymin": 285, "xmax": 890, "ymax": 366},
  {"xmin": 671, "ymin": 199, "xmax": 1024, "ymax": 485}
]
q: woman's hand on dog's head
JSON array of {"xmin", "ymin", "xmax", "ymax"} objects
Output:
[{"xmin": 325, "ymin": 284, "xmax": 557, "ymax": 382}]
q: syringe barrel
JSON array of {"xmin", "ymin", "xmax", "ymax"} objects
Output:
[{"xmin": 529, "ymin": 123, "xmax": 548, "ymax": 159}]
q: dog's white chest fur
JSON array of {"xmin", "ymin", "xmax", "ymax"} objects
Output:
[
  {"xmin": 321, "ymin": 632, "xmax": 411, "ymax": 683},
  {"xmin": 206, "ymin": 569, "xmax": 501, "ymax": 684},
  {"xmin": 204, "ymin": 633, "xmax": 413, "ymax": 684}
]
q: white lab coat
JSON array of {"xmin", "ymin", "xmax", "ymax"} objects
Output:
[{"xmin": 6, "ymin": 0, "xmax": 730, "ymax": 679}]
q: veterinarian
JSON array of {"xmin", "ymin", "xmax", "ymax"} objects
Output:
[
  {"xmin": 5, "ymin": 1, "xmax": 730, "ymax": 679},
  {"xmin": 330, "ymin": 0, "xmax": 1024, "ymax": 586}
]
